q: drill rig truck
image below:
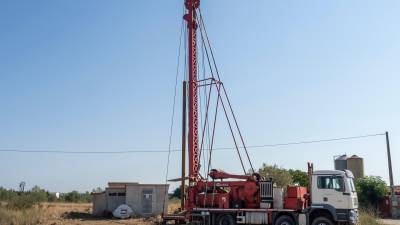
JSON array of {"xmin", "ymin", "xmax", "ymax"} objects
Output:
[{"xmin": 163, "ymin": 1, "xmax": 359, "ymax": 225}]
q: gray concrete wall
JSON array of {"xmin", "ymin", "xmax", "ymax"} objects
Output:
[
  {"xmin": 125, "ymin": 184, "xmax": 169, "ymax": 217},
  {"xmin": 92, "ymin": 193, "xmax": 106, "ymax": 216},
  {"xmin": 105, "ymin": 187, "xmax": 126, "ymax": 213}
]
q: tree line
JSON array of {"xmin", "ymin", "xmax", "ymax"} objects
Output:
[{"xmin": 0, "ymin": 186, "xmax": 101, "ymax": 209}]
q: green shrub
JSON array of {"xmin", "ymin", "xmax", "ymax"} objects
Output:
[
  {"xmin": 6, "ymin": 195, "xmax": 35, "ymax": 210},
  {"xmin": 355, "ymin": 176, "xmax": 388, "ymax": 209}
]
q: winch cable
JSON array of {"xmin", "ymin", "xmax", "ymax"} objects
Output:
[
  {"xmin": 196, "ymin": 12, "xmax": 247, "ymax": 174},
  {"xmin": 198, "ymin": 8, "xmax": 253, "ymax": 172},
  {"xmin": 203, "ymin": 84, "xmax": 220, "ymax": 207},
  {"xmin": 197, "ymin": 8, "xmax": 255, "ymax": 173},
  {"xmin": 162, "ymin": 8, "xmax": 185, "ymax": 214},
  {"xmin": 201, "ymin": 42, "xmax": 212, "ymax": 178},
  {"xmin": 196, "ymin": 12, "xmax": 248, "ymax": 174}
]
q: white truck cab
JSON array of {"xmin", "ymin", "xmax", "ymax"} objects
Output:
[{"xmin": 309, "ymin": 169, "xmax": 358, "ymax": 225}]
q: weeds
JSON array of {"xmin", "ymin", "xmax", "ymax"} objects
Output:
[
  {"xmin": 0, "ymin": 205, "xmax": 43, "ymax": 225},
  {"xmin": 358, "ymin": 209, "xmax": 383, "ymax": 225},
  {"xmin": 6, "ymin": 195, "xmax": 35, "ymax": 210}
]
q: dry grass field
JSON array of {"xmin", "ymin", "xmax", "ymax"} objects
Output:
[{"xmin": 0, "ymin": 200, "xmax": 181, "ymax": 225}]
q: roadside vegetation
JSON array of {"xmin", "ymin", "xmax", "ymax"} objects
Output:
[
  {"xmin": 0, "ymin": 205, "xmax": 43, "ymax": 225},
  {"xmin": 0, "ymin": 186, "xmax": 97, "ymax": 206},
  {"xmin": 355, "ymin": 176, "xmax": 388, "ymax": 209},
  {"xmin": 359, "ymin": 209, "xmax": 384, "ymax": 225},
  {"xmin": 355, "ymin": 176, "xmax": 388, "ymax": 225},
  {"xmin": 0, "ymin": 185, "xmax": 100, "ymax": 225}
]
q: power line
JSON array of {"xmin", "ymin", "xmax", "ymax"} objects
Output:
[{"xmin": 0, "ymin": 132, "xmax": 385, "ymax": 154}]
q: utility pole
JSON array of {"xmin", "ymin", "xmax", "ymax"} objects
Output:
[{"xmin": 386, "ymin": 131, "xmax": 398, "ymax": 218}]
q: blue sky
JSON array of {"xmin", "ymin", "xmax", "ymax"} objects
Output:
[{"xmin": 0, "ymin": 0, "xmax": 399, "ymax": 192}]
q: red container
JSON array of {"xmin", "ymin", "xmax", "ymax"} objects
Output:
[
  {"xmin": 286, "ymin": 186, "xmax": 308, "ymax": 198},
  {"xmin": 284, "ymin": 186, "xmax": 308, "ymax": 211},
  {"xmin": 284, "ymin": 197, "xmax": 305, "ymax": 211}
]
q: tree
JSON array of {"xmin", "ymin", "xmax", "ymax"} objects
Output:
[
  {"xmin": 0, "ymin": 187, "xmax": 17, "ymax": 201},
  {"xmin": 30, "ymin": 185, "xmax": 47, "ymax": 202},
  {"xmin": 288, "ymin": 169, "xmax": 309, "ymax": 187},
  {"xmin": 64, "ymin": 191, "xmax": 81, "ymax": 202},
  {"xmin": 92, "ymin": 187, "xmax": 104, "ymax": 193},
  {"xmin": 258, "ymin": 164, "xmax": 292, "ymax": 188},
  {"xmin": 171, "ymin": 187, "xmax": 181, "ymax": 199},
  {"xmin": 355, "ymin": 176, "xmax": 388, "ymax": 209}
]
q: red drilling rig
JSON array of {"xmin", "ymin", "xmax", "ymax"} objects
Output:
[
  {"xmin": 180, "ymin": 0, "xmax": 269, "ymax": 214},
  {"xmin": 163, "ymin": 1, "xmax": 359, "ymax": 225}
]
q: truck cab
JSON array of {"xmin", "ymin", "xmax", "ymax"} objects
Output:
[{"xmin": 309, "ymin": 169, "xmax": 358, "ymax": 225}]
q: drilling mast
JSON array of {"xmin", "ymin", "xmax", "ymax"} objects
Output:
[{"xmin": 184, "ymin": 0, "xmax": 200, "ymax": 210}]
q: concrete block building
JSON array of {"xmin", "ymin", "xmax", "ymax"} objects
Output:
[{"xmin": 92, "ymin": 182, "xmax": 169, "ymax": 217}]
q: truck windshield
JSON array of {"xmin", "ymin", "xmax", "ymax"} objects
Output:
[
  {"xmin": 346, "ymin": 178, "xmax": 356, "ymax": 192},
  {"xmin": 317, "ymin": 176, "xmax": 344, "ymax": 192}
]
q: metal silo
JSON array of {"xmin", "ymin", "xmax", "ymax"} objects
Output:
[
  {"xmin": 334, "ymin": 155, "xmax": 348, "ymax": 171},
  {"xmin": 347, "ymin": 155, "xmax": 364, "ymax": 180}
]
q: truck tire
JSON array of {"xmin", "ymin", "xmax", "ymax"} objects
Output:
[
  {"xmin": 311, "ymin": 217, "xmax": 333, "ymax": 225},
  {"xmin": 216, "ymin": 214, "xmax": 235, "ymax": 225},
  {"xmin": 275, "ymin": 215, "xmax": 295, "ymax": 225}
]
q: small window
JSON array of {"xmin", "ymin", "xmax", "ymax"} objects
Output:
[
  {"xmin": 109, "ymin": 193, "xmax": 117, "ymax": 196},
  {"xmin": 317, "ymin": 176, "xmax": 344, "ymax": 192},
  {"xmin": 117, "ymin": 192, "xmax": 126, "ymax": 196}
]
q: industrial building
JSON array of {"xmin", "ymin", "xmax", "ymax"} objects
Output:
[
  {"xmin": 334, "ymin": 154, "xmax": 364, "ymax": 179},
  {"xmin": 92, "ymin": 182, "xmax": 169, "ymax": 217}
]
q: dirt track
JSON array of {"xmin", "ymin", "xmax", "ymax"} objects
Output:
[{"xmin": 381, "ymin": 219, "xmax": 400, "ymax": 225}]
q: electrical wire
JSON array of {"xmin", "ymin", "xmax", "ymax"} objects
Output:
[{"xmin": 0, "ymin": 133, "xmax": 385, "ymax": 154}]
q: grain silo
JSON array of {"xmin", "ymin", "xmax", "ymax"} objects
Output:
[
  {"xmin": 334, "ymin": 155, "xmax": 348, "ymax": 171},
  {"xmin": 347, "ymin": 155, "xmax": 364, "ymax": 180},
  {"xmin": 334, "ymin": 154, "xmax": 364, "ymax": 180}
]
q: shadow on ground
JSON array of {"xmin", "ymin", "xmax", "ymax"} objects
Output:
[{"xmin": 63, "ymin": 211, "xmax": 105, "ymax": 221}]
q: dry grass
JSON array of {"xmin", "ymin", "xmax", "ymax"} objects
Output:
[
  {"xmin": 0, "ymin": 203, "xmax": 157, "ymax": 225},
  {"xmin": 167, "ymin": 198, "xmax": 180, "ymax": 213},
  {"xmin": 359, "ymin": 209, "xmax": 384, "ymax": 225},
  {"xmin": 0, "ymin": 205, "xmax": 42, "ymax": 225}
]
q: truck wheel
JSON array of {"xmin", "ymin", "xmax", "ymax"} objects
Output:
[
  {"xmin": 311, "ymin": 217, "xmax": 333, "ymax": 225},
  {"xmin": 216, "ymin": 214, "xmax": 235, "ymax": 225},
  {"xmin": 275, "ymin": 215, "xmax": 295, "ymax": 225}
]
